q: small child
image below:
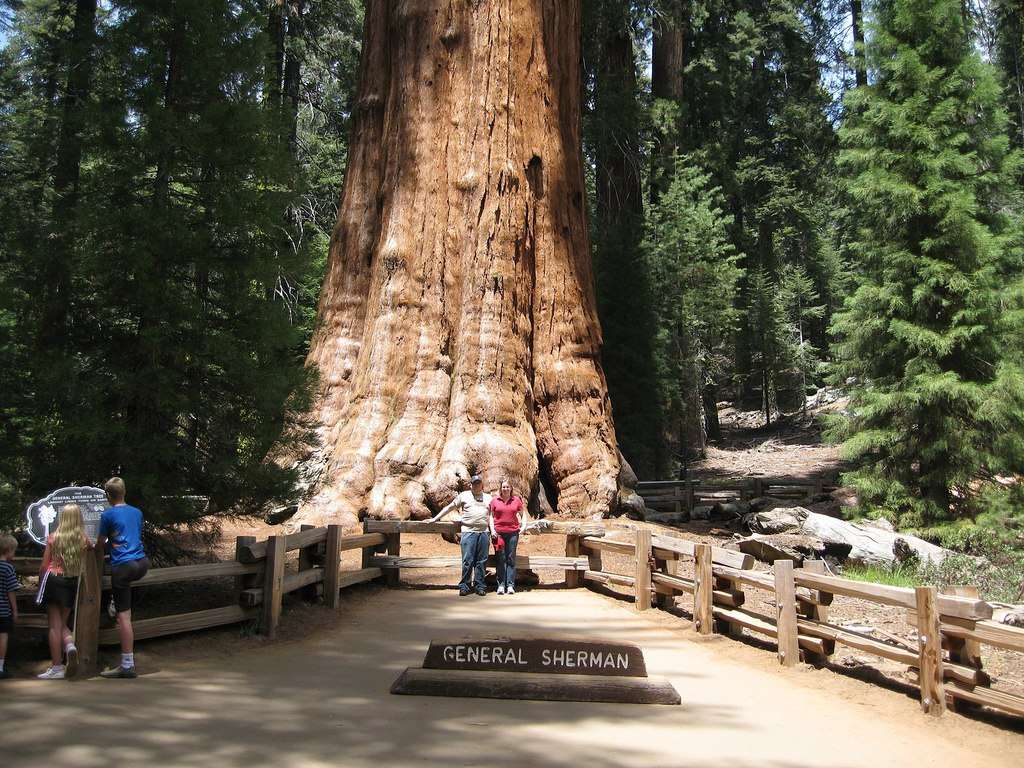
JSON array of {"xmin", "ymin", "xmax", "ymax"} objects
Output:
[{"xmin": 0, "ymin": 534, "xmax": 20, "ymax": 679}]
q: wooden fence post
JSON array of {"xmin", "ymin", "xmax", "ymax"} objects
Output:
[
  {"xmin": 797, "ymin": 560, "xmax": 834, "ymax": 663},
  {"xmin": 73, "ymin": 547, "xmax": 104, "ymax": 677},
  {"xmin": 324, "ymin": 525, "xmax": 343, "ymax": 609},
  {"xmin": 565, "ymin": 535, "xmax": 581, "ymax": 588},
  {"xmin": 384, "ymin": 531, "xmax": 401, "ymax": 587},
  {"xmin": 943, "ymin": 585, "xmax": 984, "ymax": 713},
  {"xmin": 916, "ymin": 586, "xmax": 946, "ymax": 717},
  {"xmin": 261, "ymin": 535, "xmax": 285, "ymax": 638},
  {"xmin": 774, "ymin": 560, "xmax": 799, "ymax": 667},
  {"xmin": 634, "ymin": 528, "xmax": 652, "ymax": 611},
  {"xmin": 655, "ymin": 557, "xmax": 676, "ymax": 610},
  {"xmin": 694, "ymin": 543, "xmax": 712, "ymax": 635},
  {"xmin": 585, "ymin": 539, "xmax": 602, "ymax": 576},
  {"xmin": 685, "ymin": 481, "xmax": 695, "ymax": 514},
  {"xmin": 234, "ymin": 536, "xmax": 257, "ymax": 597},
  {"xmin": 361, "ymin": 520, "xmax": 375, "ymax": 570},
  {"xmin": 297, "ymin": 524, "xmax": 323, "ymax": 602}
]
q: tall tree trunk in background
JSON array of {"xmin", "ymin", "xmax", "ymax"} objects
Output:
[
  {"xmin": 994, "ymin": 0, "xmax": 1024, "ymax": 147},
  {"xmin": 651, "ymin": 5, "xmax": 707, "ymax": 460},
  {"xmin": 266, "ymin": 0, "xmax": 285, "ymax": 113},
  {"xmin": 293, "ymin": 0, "xmax": 637, "ymax": 528},
  {"xmin": 850, "ymin": 0, "xmax": 867, "ymax": 88},
  {"xmin": 589, "ymin": 9, "xmax": 660, "ymax": 477},
  {"xmin": 41, "ymin": 0, "xmax": 97, "ymax": 353},
  {"xmin": 651, "ymin": 9, "xmax": 684, "ymax": 199},
  {"xmin": 283, "ymin": 0, "xmax": 303, "ymax": 156}
]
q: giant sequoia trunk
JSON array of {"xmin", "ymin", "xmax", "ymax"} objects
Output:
[{"xmin": 292, "ymin": 0, "xmax": 638, "ymax": 529}]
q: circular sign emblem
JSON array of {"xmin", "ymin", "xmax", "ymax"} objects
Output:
[{"xmin": 25, "ymin": 486, "xmax": 109, "ymax": 546}]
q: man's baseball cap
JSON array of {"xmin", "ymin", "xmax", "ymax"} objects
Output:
[{"xmin": 470, "ymin": 474, "xmax": 483, "ymax": 484}]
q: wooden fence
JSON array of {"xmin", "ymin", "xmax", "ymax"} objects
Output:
[
  {"xmin": 572, "ymin": 528, "xmax": 1024, "ymax": 719},
  {"xmin": 12, "ymin": 517, "xmax": 1024, "ymax": 721},
  {"xmin": 637, "ymin": 477, "xmax": 838, "ymax": 514},
  {"xmin": 14, "ymin": 524, "xmax": 387, "ymax": 673}
]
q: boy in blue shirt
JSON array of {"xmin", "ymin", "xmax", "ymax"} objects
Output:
[{"xmin": 97, "ymin": 477, "xmax": 149, "ymax": 678}]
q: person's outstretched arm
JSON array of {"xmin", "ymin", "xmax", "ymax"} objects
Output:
[{"xmin": 429, "ymin": 496, "xmax": 460, "ymax": 523}]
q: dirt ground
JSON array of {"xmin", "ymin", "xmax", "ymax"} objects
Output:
[
  {"xmin": 689, "ymin": 400, "xmax": 846, "ymax": 481},
  {"xmin": 3, "ymin": 587, "xmax": 1021, "ymax": 768}
]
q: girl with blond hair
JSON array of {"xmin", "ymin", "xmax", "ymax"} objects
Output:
[{"xmin": 37, "ymin": 504, "xmax": 92, "ymax": 679}]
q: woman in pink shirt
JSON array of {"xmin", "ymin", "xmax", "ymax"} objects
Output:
[{"xmin": 488, "ymin": 479, "xmax": 527, "ymax": 594}]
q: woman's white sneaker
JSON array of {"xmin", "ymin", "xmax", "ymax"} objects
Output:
[
  {"xmin": 497, "ymin": 584, "xmax": 505, "ymax": 594},
  {"xmin": 507, "ymin": 586, "xmax": 516, "ymax": 594},
  {"xmin": 37, "ymin": 666, "xmax": 65, "ymax": 680}
]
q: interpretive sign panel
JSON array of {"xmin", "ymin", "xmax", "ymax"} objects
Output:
[
  {"xmin": 25, "ymin": 486, "xmax": 108, "ymax": 545},
  {"xmin": 423, "ymin": 637, "xmax": 647, "ymax": 677}
]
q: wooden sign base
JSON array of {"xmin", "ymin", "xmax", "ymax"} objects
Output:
[
  {"xmin": 392, "ymin": 635, "xmax": 680, "ymax": 705},
  {"xmin": 391, "ymin": 667, "xmax": 681, "ymax": 705}
]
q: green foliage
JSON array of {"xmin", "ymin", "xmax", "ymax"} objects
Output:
[
  {"xmin": 830, "ymin": 0, "xmax": 1024, "ymax": 526},
  {"xmin": 671, "ymin": 0, "xmax": 841, "ymax": 412},
  {"xmin": 0, "ymin": 0, "xmax": 361, "ymax": 527},
  {"xmin": 841, "ymin": 562, "xmax": 920, "ymax": 588},
  {"xmin": 644, "ymin": 158, "xmax": 743, "ymax": 468}
]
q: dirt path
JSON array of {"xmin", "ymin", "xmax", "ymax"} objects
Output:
[{"xmin": 3, "ymin": 587, "xmax": 1020, "ymax": 767}]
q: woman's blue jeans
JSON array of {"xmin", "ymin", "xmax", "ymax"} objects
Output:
[{"xmin": 496, "ymin": 532, "xmax": 519, "ymax": 589}]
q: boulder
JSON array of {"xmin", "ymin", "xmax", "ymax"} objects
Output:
[
  {"xmin": 744, "ymin": 506, "xmax": 810, "ymax": 534},
  {"xmin": 617, "ymin": 490, "xmax": 647, "ymax": 520},
  {"xmin": 1001, "ymin": 612, "xmax": 1024, "ymax": 628},
  {"xmin": 732, "ymin": 533, "xmax": 828, "ymax": 566},
  {"xmin": 742, "ymin": 504, "xmax": 951, "ymax": 566},
  {"xmin": 799, "ymin": 512, "xmax": 948, "ymax": 566},
  {"xmin": 690, "ymin": 505, "xmax": 714, "ymax": 521},
  {"xmin": 710, "ymin": 501, "xmax": 746, "ymax": 521}
]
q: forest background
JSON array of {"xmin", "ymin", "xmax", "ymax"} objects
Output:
[{"xmin": 1, "ymin": 0, "xmax": 1023, "ymax": 560}]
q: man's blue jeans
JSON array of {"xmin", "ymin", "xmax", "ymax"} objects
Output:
[
  {"xmin": 496, "ymin": 532, "xmax": 519, "ymax": 589},
  {"xmin": 460, "ymin": 531, "xmax": 489, "ymax": 592}
]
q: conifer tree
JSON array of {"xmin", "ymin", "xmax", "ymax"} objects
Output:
[
  {"xmin": 644, "ymin": 160, "xmax": 742, "ymax": 469},
  {"xmin": 831, "ymin": 0, "xmax": 1023, "ymax": 525},
  {"xmin": 0, "ymin": 0, "xmax": 317, "ymax": 523}
]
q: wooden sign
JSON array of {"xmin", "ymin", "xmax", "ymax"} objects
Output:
[
  {"xmin": 423, "ymin": 636, "xmax": 647, "ymax": 677},
  {"xmin": 391, "ymin": 668, "xmax": 682, "ymax": 705},
  {"xmin": 25, "ymin": 486, "xmax": 108, "ymax": 545},
  {"xmin": 392, "ymin": 635, "xmax": 681, "ymax": 705}
]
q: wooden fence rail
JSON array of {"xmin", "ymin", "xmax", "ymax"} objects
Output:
[
  {"xmin": 636, "ymin": 476, "xmax": 836, "ymax": 514},
  {"xmin": 579, "ymin": 527, "xmax": 1024, "ymax": 720},
  {"xmin": 11, "ymin": 513, "xmax": 1024, "ymax": 719},
  {"xmin": 13, "ymin": 523, "xmax": 388, "ymax": 674}
]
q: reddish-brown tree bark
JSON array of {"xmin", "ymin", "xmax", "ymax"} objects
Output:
[{"xmin": 292, "ymin": 0, "xmax": 640, "ymax": 529}]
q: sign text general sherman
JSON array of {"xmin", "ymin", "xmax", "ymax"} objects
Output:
[{"xmin": 422, "ymin": 637, "xmax": 647, "ymax": 677}]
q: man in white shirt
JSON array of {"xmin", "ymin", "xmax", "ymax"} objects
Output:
[{"xmin": 430, "ymin": 475, "xmax": 492, "ymax": 596}]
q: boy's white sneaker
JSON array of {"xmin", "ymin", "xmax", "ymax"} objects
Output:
[
  {"xmin": 37, "ymin": 666, "xmax": 65, "ymax": 680},
  {"xmin": 497, "ymin": 584, "xmax": 505, "ymax": 595}
]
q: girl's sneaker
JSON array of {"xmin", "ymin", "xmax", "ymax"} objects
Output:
[
  {"xmin": 497, "ymin": 584, "xmax": 505, "ymax": 595},
  {"xmin": 37, "ymin": 666, "xmax": 65, "ymax": 680},
  {"xmin": 65, "ymin": 645, "xmax": 79, "ymax": 678}
]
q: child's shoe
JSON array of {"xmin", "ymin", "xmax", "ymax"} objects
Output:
[
  {"xmin": 37, "ymin": 665, "xmax": 65, "ymax": 679},
  {"xmin": 64, "ymin": 645, "xmax": 78, "ymax": 677}
]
